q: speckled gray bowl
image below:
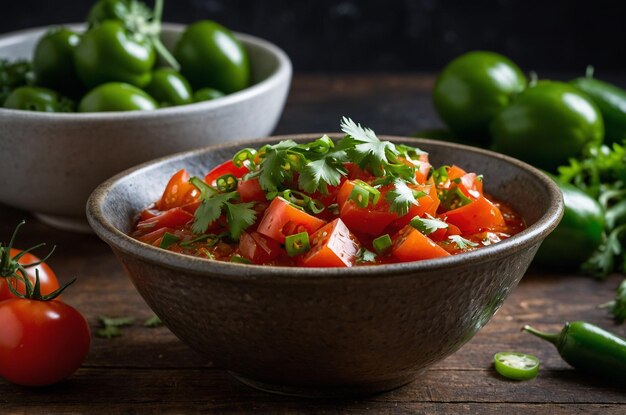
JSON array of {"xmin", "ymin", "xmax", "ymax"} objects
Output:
[
  {"xmin": 87, "ymin": 135, "xmax": 563, "ymax": 397},
  {"xmin": 0, "ymin": 23, "xmax": 291, "ymax": 232}
]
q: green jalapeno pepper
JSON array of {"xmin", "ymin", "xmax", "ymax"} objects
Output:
[
  {"xmin": 32, "ymin": 27, "xmax": 83, "ymax": 98},
  {"xmin": 524, "ymin": 321, "xmax": 626, "ymax": 380},
  {"xmin": 175, "ymin": 20, "xmax": 250, "ymax": 94},
  {"xmin": 534, "ymin": 178, "xmax": 605, "ymax": 269},
  {"xmin": 145, "ymin": 68, "xmax": 192, "ymax": 107},
  {"xmin": 74, "ymin": 20, "xmax": 156, "ymax": 89},
  {"xmin": 570, "ymin": 68, "xmax": 626, "ymax": 145},
  {"xmin": 78, "ymin": 82, "xmax": 157, "ymax": 112},
  {"xmin": 193, "ymin": 87, "xmax": 225, "ymax": 103},
  {"xmin": 3, "ymin": 86, "xmax": 73, "ymax": 112}
]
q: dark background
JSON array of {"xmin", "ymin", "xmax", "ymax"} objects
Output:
[{"xmin": 2, "ymin": 0, "xmax": 625, "ymax": 74}]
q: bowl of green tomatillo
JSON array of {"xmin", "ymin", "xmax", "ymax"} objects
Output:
[{"xmin": 0, "ymin": 0, "xmax": 291, "ymax": 232}]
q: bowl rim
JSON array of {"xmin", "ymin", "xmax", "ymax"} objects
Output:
[
  {"xmin": 0, "ymin": 22, "xmax": 292, "ymax": 120},
  {"xmin": 87, "ymin": 134, "xmax": 564, "ymax": 280}
]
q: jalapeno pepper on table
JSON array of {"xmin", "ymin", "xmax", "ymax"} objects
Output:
[
  {"xmin": 130, "ymin": 118, "xmax": 525, "ymax": 266},
  {"xmin": 523, "ymin": 322, "xmax": 626, "ymax": 381}
]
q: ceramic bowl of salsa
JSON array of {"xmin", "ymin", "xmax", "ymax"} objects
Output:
[{"xmin": 86, "ymin": 129, "xmax": 563, "ymax": 397}]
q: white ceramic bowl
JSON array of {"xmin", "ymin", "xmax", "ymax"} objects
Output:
[{"xmin": 0, "ymin": 23, "xmax": 291, "ymax": 232}]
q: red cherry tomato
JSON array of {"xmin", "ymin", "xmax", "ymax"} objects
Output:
[
  {"xmin": 0, "ymin": 298, "xmax": 91, "ymax": 386},
  {"xmin": 0, "ymin": 248, "xmax": 59, "ymax": 301}
]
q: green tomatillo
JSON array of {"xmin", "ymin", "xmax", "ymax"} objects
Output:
[
  {"xmin": 32, "ymin": 27, "xmax": 83, "ymax": 98},
  {"xmin": 3, "ymin": 86, "xmax": 73, "ymax": 112},
  {"xmin": 433, "ymin": 51, "xmax": 527, "ymax": 144},
  {"xmin": 175, "ymin": 20, "xmax": 250, "ymax": 94},
  {"xmin": 74, "ymin": 20, "xmax": 156, "ymax": 89},
  {"xmin": 145, "ymin": 68, "xmax": 192, "ymax": 107},
  {"xmin": 491, "ymin": 81, "xmax": 604, "ymax": 171},
  {"xmin": 78, "ymin": 82, "xmax": 157, "ymax": 112}
]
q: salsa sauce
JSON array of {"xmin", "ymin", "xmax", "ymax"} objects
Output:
[{"xmin": 130, "ymin": 122, "xmax": 525, "ymax": 267}]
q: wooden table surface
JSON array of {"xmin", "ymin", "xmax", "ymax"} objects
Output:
[{"xmin": 1, "ymin": 74, "xmax": 625, "ymax": 414}]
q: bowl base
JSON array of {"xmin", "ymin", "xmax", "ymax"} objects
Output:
[
  {"xmin": 34, "ymin": 213, "xmax": 94, "ymax": 234},
  {"xmin": 228, "ymin": 372, "xmax": 418, "ymax": 398}
]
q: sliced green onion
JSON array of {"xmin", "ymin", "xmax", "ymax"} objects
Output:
[
  {"xmin": 160, "ymin": 232, "xmax": 180, "ymax": 249},
  {"xmin": 349, "ymin": 181, "xmax": 380, "ymax": 208},
  {"xmin": 216, "ymin": 174, "xmax": 238, "ymax": 192},
  {"xmin": 232, "ymin": 148, "xmax": 257, "ymax": 167},
  {"xmin": 285, "ymin": 232, "xmax": 310, "ymax": 257},
  {"xmin": 230, "ymin": 255, "xmax": 252, "ymax": 264},
  {"xmin": 372, "ymin": 234, "xmax": 392, "ymax": 255},
  {"xmin": 180, "ymin": 233, "xmax": 222, "ymax": 247}
]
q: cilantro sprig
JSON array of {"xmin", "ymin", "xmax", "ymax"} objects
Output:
[{"xmin": 189, "ymin": 177, "xmax": 256, "ymax": 239}]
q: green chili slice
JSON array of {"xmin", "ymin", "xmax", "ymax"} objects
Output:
[
  {"xmin": 493, "ymin": 352, "xmax": 540, "ymax": 381},
  {"xmin": 349, "ymin": 181, "xmax": 380, "ymax": 208},
  {"xmin": 232, "ymin": 148, "xmax": 257, "ymax": 168},
  {"xmin": 216, "ymin": 174, "xmax": 238, "ymax": 192},
  {"xmin": 373, "ymin": 234, "xmax": 393, "ymax": 255},
  {"xmin": 180, "ymin": 233, "xmax": 223, "ymax": 247},
  {"xmin": 230, "ymin": 255, "xmax": 252, "ymax": 264},
  {"xmin": 285, "ymin": 232, "xmax": 311, "ymax": 257},
  {"xmin": 160, "ymin": 232, "xmax": 180, "ymax": 249}
]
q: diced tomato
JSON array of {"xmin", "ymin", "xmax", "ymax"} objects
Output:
[
  {"xmin": 300, "ymin": 219, "xmax": 360, "ymax": 267},
  {"xmin": 415, "ymin": 153, "xmax": 431, "ymax": 184},
  {"xmin": 429, "ymin": 222, "xmax": 462, "ymax": 242},
  {"xmin": 336, "ymin": 180, "xmax": 357, "ymax": 209},
  {"xmin": 391, "ymin": 225, "xmax": 451, "ymax": 261},
  {"xmin": 136, "ymin": 207, "xmax": 194, "ymax": 234},
  {"xmin": 257, "ymin": 197, "xmax": 327, "ymax": 243},
  {"xmin": 238, "ymin": 178, "xmax": 266, "ymax": 202},
  {"xmin": 156, "ymin": 169, "xmax": 199, "ymax": 211},
  {"xmin": 205, "ymin": 161, "xmax": 250, "ymax": 186},
  {"xmin": 456, "ymin": 173, "xmax": 483, "ymax": 199},
  {"xmin": 345, "ymin": 163, "xmax": 374, "ymax": 181},
  {"xmin": 136, "ymin": 227, "xmax": 174, "ymax": 246},
  {"xmin": 446, "ymin": 165, "xmax": 467, "ymax": 182},
  {"xmin": 239, "ymin": 231, "xmax": 281, "ymax": 264},
  {"xmin": 443, "ymin": 196, "xmax": 505, "ymax": 234},
  {"xmin": 139, "ymin": 208, "xmax": 159, "ymax": 222},
  {"xmin": 340, "ymin": 199, "xmax": 398, "ymax": 236},
  {"xmin": 388, "ymin": 182, "xmax": 440, "ymax": 231}
]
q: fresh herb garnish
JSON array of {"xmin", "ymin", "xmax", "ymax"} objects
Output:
[
  {"xmin": 599, "ymin": 279, "xmax": 626, "ymax": 324},
  {"xmin": 0, "ymin": 59, "xmax": 34, "ymax": 104},
  {"xmin": 386, "ymin": 179, "xmax": 426, "ymax": 216},
  {"xmin": 144, "ymin": 315, "xmax": 164, "ymax": 328},
  {"xmin": 356, "ymin": 248, "xmax": 377, "ymax": 264},
  {"xmin": 96, "ymin": 316, "xmax": 135, "ymax": 339},
  {"xmin": 411, "ymin": 214, "xmax": 448, "ymax": 235},
  {"xmin": 448, "ymin": 235, "xmax": 479, "ymax": 250},
  {"xmin": 189, "ymin": 178, "xmax": 256, "ymax": 239},
  {"xmin": 159, "ymin": 232, "xmax": 180, "ymax": 249}
]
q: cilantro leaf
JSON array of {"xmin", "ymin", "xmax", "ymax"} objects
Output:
[
  {"xmin": 411, "ymin": 214, "xmax": 448, "ymax": 235},
  {"xmin": 96, "ymin": 316, "xmax": 135, "ymax": 339},
  {"xmin": 224, "ymin": 201, "xmax": 257, "ymax": 240},
  {"xmin": 386, "ymin": 179, "xmax": 425, "ymax": 216},
  {"xmin": 144, "ymin": 315, "xmax": 164, "ymax": 328},
  {"xmin": 257, "ymin": 140, "xmax": 300, "ymax": 192},
  {"xmin": 192, "ymin": 192, "xmax": 233, "ymax": 234},
  {"xmin": 299, "ymin": 157, "xmax": 346, "ymax": 194},
  {"xmin": 356, "ymin": 248, "xmax": 377, "ymax": 264},
  {"xmin": 599, "ymin": 279, "xmax": 626, "ymax": 324},
  {"xmin": 448, "ymin": 235, "xmax": 478, "ymax": 250}
]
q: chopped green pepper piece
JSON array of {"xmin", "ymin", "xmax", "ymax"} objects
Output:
[
  {"xmin": 215, "ymin": 174, "xmax": 238, "ymax": 192},
  {"xmin": 230, "ymin": 255, "xmax": 252, "ymax": 264},
  {"xmin": 160, "ymin": 232, "xmax": 180, "ymax": 249},
  {"xmin": 348, "ymin": 181, "xmax": 381, "ymax": 208},
  {"xmin": 285, "ymin": 232, "xmax": 310, "ymax": 257},
  {"xmin": 373, "ymin": 234, "xmax": 392, "ymax": 255}
]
